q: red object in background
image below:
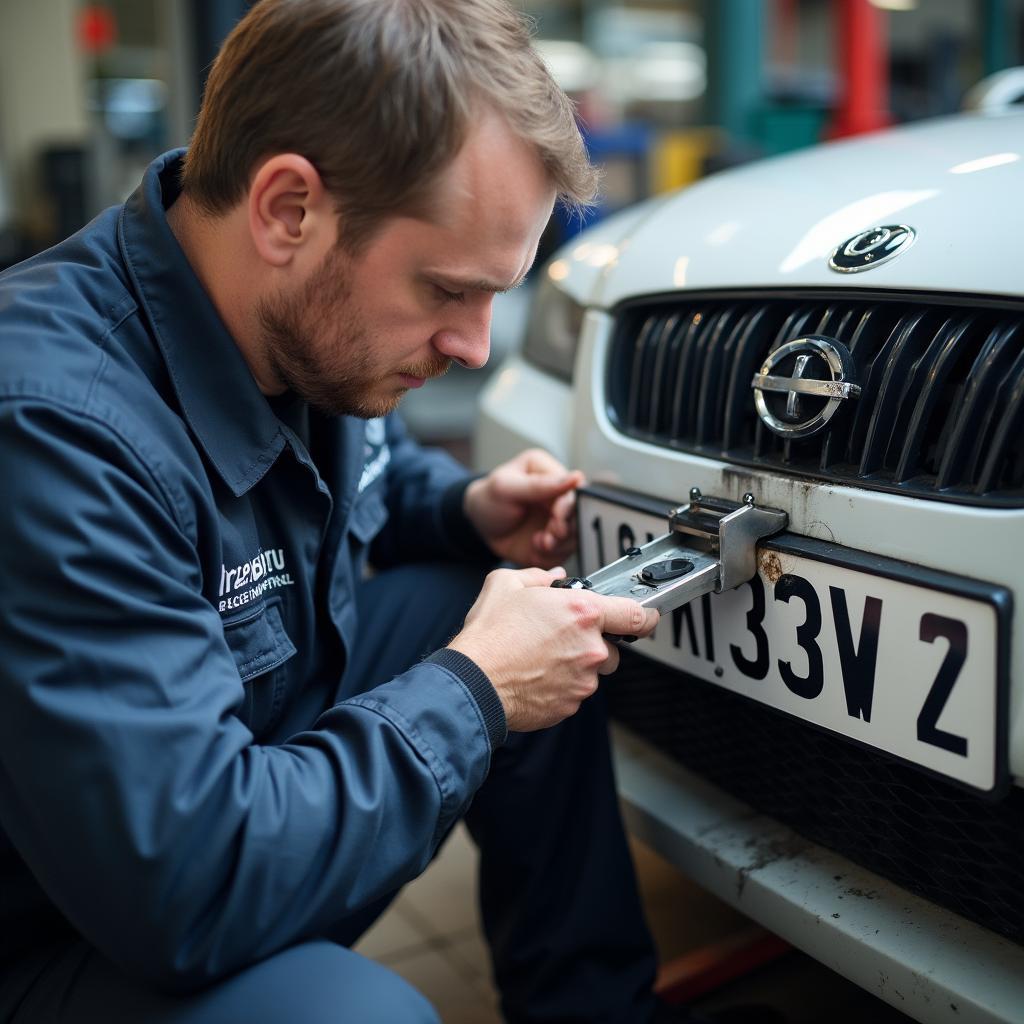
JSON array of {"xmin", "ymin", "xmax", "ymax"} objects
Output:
[
  {"xmin": 827, "ymin": 0, "xmax": 893, "ymax": 138},
  {"xmin": 78, "ymin": 5, "xmax": 118, "ymax": 55},
  {"xmin": 654, "ymin": 926, "xmax": 792, "ymax": 1006}
]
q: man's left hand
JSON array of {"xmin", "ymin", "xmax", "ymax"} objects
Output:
[{"xmin": 464, "ymin": 448, "xmax": 584, "ymax": 569}]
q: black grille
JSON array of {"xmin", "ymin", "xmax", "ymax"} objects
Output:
[
  {"xmin": 606, "ymin": 293, "xmax": 1024, "ymax": 506},
  {"xmin": 605, "ymin": 652, "xmax": 1024, "ymax": 945}
]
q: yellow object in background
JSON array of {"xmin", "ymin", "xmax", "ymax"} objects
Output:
[{"xmin": 651, "ymin": 128, "xmax": 722, "ymax": 194}]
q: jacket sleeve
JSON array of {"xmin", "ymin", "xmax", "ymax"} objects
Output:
[
  {"xmin": 369, "ymin": 413, "xmax": 497, "ymax": 568},
  {"xmin": 0, "ymin": 399, "xmax": 495, "ymax": 992}
]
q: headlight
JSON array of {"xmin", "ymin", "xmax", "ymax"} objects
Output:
[{"xmin": 520, "ymin": 269, "xmax": 586, "ymax": 381}]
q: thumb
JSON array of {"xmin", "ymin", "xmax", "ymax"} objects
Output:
[
  {"xmin": 516, "ymin": 565, "xmax": 567, "ymax": 588},
  {"xmin": 596, "ymin": 595, "xmax": 659, "ymax": 637},
  {"xmin": 477, "ymin": 565, "xmax": 563, "ymax": 602}
]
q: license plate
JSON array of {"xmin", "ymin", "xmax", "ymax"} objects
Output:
[{"xmin": 579, "ymin": 485, "xmax": 1009, "ymax": 793}]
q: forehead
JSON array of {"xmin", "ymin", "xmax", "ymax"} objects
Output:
[
  {"xmin": 346, "ymin": 111, "xmax": 556, "ymax": 288},
  {"xmin": 416, "ymin": 111, "xmax": 556, "ymax": 272},
  {"xmin": 432, "ymin": 111, "xmax": 553, "ymax": 225}
]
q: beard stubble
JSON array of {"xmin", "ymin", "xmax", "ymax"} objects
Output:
[{"xmin": 257, "ymin": 245, "xmax": 450, "ymax": 418}]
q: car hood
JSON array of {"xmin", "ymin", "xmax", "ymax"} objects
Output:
[{"xmin": 559, "ymin": 110, "xmax": 1024, "ymax": 309}]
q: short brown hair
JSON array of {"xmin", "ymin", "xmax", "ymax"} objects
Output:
[{"xmin": 181, "ymin": 0, "xmax": 597, "ymax": 246}]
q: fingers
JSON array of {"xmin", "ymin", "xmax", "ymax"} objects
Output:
[
  {"xmin": 530, "ymin": 564, "xmax": 567, "ymax": 585},
  {"xmin": 533, "ymin": 489, "xmax": 579, "ymax": 554},
  {"xmin": 594, "ymin": 595, "xmax": 659, "ymax": 638},
  {"xmin": 492, "ymin": 449, "xmax": 583, "ymax": 502},
  {"xmin": 518, "ymin": 447, "xmax": 569, "ymax": 476},
  {"xmin": 551, "ymin": 487, "xmax": 577, "ymax": 523},
  {"xmin": 489, "ymin": 565, "xmax": 565, "ymax": 590},
  {"xmin": 597, "ymin": 640, "xmax": 620, "ymax": 676},
  {"xmin": 531, "ymin": 531, "xmax": 576, "ymax": 567},
  {"xmin": 532, "ymin": 525, "xmax": 573, "ymax": 554},
  {"xmin": 546, "ymin": 490, "xmax": 577, "ymax": 539},
  {"xmin": 495, "ymin": 468, "xmax": 583, "ymax": 506}
]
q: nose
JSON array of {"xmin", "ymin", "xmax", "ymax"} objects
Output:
[{"xmin": 432, "ymin": 299, "xmax": 492, "ymax": 370}]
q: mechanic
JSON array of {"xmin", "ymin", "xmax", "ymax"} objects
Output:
[{"xmin": 0, "ymin": 2, "xmax": 781, "ymax": 1023}]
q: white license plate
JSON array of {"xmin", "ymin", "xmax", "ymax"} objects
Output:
[{"xmin": 579, "ymin": 487, "xmax": 1007, "ymax": 792}]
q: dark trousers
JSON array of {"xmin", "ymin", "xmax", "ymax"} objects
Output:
[{"xmin": 4, "ymin": 564, "xmax": 657, "ymax": 1023}]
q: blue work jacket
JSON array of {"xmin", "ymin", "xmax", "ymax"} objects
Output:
[{"xmin": 0, "ymin": 151, "xmax": 506, "ymax": 991}]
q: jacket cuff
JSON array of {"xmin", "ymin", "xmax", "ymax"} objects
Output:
[
  {"xmin": 439, "ymin": 477, "xmax": 498, "ymax": 564},
  {"xmin": 425, "ymin": 648, "xmax": 507, "ymax": 750}
]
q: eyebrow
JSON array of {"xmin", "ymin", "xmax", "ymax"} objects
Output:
[{"xmin": 430, "ymin": 273, "xmax": 528, "ymax": 295}]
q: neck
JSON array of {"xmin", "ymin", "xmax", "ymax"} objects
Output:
[{"xmin": 166, "ymin": 195, "xmax": 284, "ymax": 394}]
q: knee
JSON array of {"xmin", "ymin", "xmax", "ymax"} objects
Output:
[
  {"xmin": 231, "ymin": 941, "xmax": 441, "ymax": 1024},
  {"xmin": 335, "ymin": 957, "xmax": 441, "ymax": 1024}
]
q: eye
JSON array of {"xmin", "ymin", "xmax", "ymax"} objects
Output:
[{"xmin": 434, "ymin": 284, "xmax": 466, "ymax": 305}]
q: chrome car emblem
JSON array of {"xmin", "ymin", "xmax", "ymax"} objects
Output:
[
  {"xmin": 752, "ymin": 336, "xmax": 861, "ymax": 439},
  {"xmin": 829, "ymin": 224, "xmax": 915, "ymax": 273}
]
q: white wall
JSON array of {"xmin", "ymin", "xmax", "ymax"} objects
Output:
[{"xmin": 0, "ymin": 0, "xmax": 88, "ymax": 234}]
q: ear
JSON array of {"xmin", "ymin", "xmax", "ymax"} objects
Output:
[{"xmin": 247, "ymin": 154, "xmax": 335, "ymax": 268}]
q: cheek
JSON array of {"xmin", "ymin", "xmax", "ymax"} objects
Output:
[
  {"xmin": 331, "ymin": 266, "xmax": 448, "ymax": 358},
  {"xmin": 367, "ymin": 297, "xmax": 443, "ymax": 351},
  {"xmin": 351, "ymin": 282, "xmax": 414, "ymax": 329}
]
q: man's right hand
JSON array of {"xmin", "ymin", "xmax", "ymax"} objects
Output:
[{"xmin": 447, "ymin": 566, "xmax": 659, "ymax": 732}]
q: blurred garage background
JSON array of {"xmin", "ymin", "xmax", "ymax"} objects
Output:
[
  {"xmin": 2, "ymin": 2, "xmax": 1022, "ymax": 453},
  {"xmin": 0, "ymin": 1, "xmax": 1021, "ymax": 1020}
]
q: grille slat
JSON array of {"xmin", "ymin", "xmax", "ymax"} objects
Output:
[
  {"xmin": 964, "ymin": 324, "xmax": 1024, "ymax": 486},
  {"xmin": 607, "ymin": 294, "xmax": 1024, "ymax": 505},
  {"xmin": 648, "ymin": 313, "xmax": 683, "ymax": 436},
  {"xmin": 722, "ymin": 306, "xmax": 775, "ymax": 449},
  {"xmin": 859, "ymin": 311, "xmax": 934, "ymax": 475},
  {"xmin": 977, "ymin": 348, "xmax": 1024, "ymax": 492},
  {"xmin": 937, "ymin": 321, "xmax": 1022, "ymax": 490},
  {"xmin": 639, "ymin": 314, "xmax": 672, "ymax": 430},
  {"xmin": 842, "ymin": 307, "xmax": 903, "ymax": 465},
  {"xmin": 668, "ymin": 311, "xmax": 706, "ymax": 439},
  {"xmin": 893, "ymin": 316, "xmax": 967, "ymax": 483},
  {"xmin": 695, "ymin": 309, "xmax": 740, "ymax": 445},
  {"xmin": 684, "ymin": 308, "xmax": 726, "ymax": 440},
  {"xmin": 821, "ymin": 307, "xmax": 885, "ymax": 469},
  {"xmin": 812, "ymin": 304, "xmax": 845, "ymax": 338},
  {"xmin": 624, "ymin": 315, "xmax": 659, "ymax": 430}
]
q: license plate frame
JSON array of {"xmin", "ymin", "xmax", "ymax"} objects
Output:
[{"xmin": 579, "ymin": 483, "xmax": 1012, "ymax": 795}]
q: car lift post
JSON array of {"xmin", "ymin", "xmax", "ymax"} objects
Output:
[{"xmin": 827, "ymin": 0, "xmax": 892, "ymax": 139}]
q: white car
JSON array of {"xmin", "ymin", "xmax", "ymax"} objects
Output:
[{"xmin": 475, "ymin": 105, "xmax": 1024, "ymax": 1023}]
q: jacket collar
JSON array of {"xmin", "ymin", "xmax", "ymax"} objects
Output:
[{"xmin": 118, "ymin": 149, "xmax": 286, "ymax": 497}]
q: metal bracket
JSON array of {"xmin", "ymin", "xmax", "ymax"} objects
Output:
[{"xmin": 553, "ymin": 488, "xmax": 788, "ymax": 616}]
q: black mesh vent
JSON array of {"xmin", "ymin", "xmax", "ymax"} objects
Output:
[
  {"xmin": 606, "ymin": 294, "xmax": 1024, "ymax": 506},
  {"xmin": 605, "ymin": 652, "xmax": 1024, "ymax": 944}
]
